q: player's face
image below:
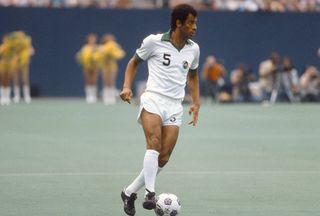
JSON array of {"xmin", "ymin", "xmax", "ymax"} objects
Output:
[{"xmin": 181, "ymin": 13, "xmax": 197, "ymax": 39}]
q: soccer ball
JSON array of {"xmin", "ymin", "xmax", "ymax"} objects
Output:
[{"xmin": 154, "ymin": 193, "xmax": 181, "ymax": 216}]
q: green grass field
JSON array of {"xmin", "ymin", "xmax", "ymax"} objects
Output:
[{"xmin": 0, "ymin": 99, "xmax": 319, "ymax": 216}]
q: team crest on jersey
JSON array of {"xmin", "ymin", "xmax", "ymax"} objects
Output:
[
  {"xmin": 182, "ymin": 61, "xmax": 189, "ymax": 69},
  {"xmin": 170, "ymin": 117, "xmax": 176, "ymax": 122}
]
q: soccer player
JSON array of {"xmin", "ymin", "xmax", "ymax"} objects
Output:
[{"xmin": 119, "ymin": 4, "xmax": 200, "ymax": 215}]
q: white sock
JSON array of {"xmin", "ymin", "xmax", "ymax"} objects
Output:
[
  {"xmin": 85, "ymin": 86, "xmax": 90, "ymax": 101},
  {"xmin": 125, "ymin": 169, "xmax": 144, "ymax": 196},
  {"xmin": 23, "ymin": 85, "xmax": 31, "ymax": 103},
  {"xmin": 103, "ymin": 87, "xmax": 116, "ymax": 105},
  {"xmin": 143, "ymin": 149, "xmax": 160, "ymax": 193},
  {"xmin": 13, "ymin": 86, "xmax": 20, "ymax": 103},
  {"xmin": 85, "ymin": 86, "xmax": 97, "ymax": 103},
  {"xmin": 110, "ymin": 86, "xmax": 118, "ymax": 99},
  {"xmin": 0, "ymin": 87, "xmax": 11, "ymax": 105},
  {"xmin": 89, "ymin": 86, "xmax": 97, "ymax": 102},
  {"xmin": 4, "ymin": 87, "xmax": 11, "ymax": 104},
  {"xmin": 0, "ymin": 87, "xmax": 4, "ymax": 104},
  {"xmin": 125, "ymin": 167, "xmax": 162, "ymax": 196}
]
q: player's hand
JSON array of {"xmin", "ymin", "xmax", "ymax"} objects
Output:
[
  {"xmin": 188, "ymin": 103, "xmax": 200, "ymax": 126},
  {"xmin": 120, "ymin": 88, "xmax": 133, "ymax": 104}
]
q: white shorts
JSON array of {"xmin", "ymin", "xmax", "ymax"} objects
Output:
[{"xmin": 137, "ymin": 91, "xmax": 183, "ymax": 127}]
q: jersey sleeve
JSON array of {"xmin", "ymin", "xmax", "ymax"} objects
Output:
[
  {"xmin": 135, "ymin": 34, "xmax": 155, "ymax": 61},
  {"xmin": 190, "ymin": 44, "xmax": 200, "ymax": 70}
]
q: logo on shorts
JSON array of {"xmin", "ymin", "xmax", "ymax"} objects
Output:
[
  {"xmin": 170, "ymin": 117, "xmax": 176, "ymax": 122},
  {"xmin": 182, "ymin": 61, "xmax": 188, "ymax": 69}
]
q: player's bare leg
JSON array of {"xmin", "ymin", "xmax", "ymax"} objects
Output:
[
  {"xmin": 158, "ymin": 125, "xmax": 179, "ymax": 168},
  {"xmin": 124, "ymin": 125, "xmax": 178, "ymax": 197},
  {"xmin": 121, "ymin": 109, "xmax": 162, "ymax": 214},
  {"xmin": 140, "ymin": 109, "xmax": 162, "ymax": 209}
]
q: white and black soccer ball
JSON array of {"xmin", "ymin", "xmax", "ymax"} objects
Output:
[{"xmin": 154, "ymin": 193, "xmax": 181, "ymax": 216}]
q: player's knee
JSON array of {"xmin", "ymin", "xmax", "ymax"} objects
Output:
[{"xmin": 147, "ymin": 135, "xmax": 161, "ymax": 151}]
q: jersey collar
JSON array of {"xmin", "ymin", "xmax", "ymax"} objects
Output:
[{"xmin": 161, "ymin": 30, "xmax": 192, "ymax": 51}]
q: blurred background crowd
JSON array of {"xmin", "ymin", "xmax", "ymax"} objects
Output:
[
  {"xmin": 1, "ymin": 30, "xmax": 320, "ymax": 105},
  {"xmin": 0, "ymin": 31, "xmax": 126, "ymax": 105},
  {"xmin": 1, "ymin": 0, "xmax": 320, "ymax": 12},
  {"xmin": 200, "ymin": 52, "xmax": 320, "ymax": 104},
  {"xmin": 1, "ymin": 0, "xmax": 320, "ymax": 105},
  {"xmin": 76, "ymin": 33, "xmax": 125, "ymax": 105}
]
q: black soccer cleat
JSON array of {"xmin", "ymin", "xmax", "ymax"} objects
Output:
[
  {"xmin": 121, "ymin": 190, "xmax": 137, "ymax": 216},
  {"xmin": 142, "ymin": 190, "xmax": 156, "ymax": 210}
]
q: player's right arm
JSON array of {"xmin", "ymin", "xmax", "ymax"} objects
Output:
[
  {"xmin": 120, "ymin": 56, "xmax": 140, "ymax": 104},
  {"xmin": 120, "ymin": 34, "xmax": 155, "ymax": 104}
]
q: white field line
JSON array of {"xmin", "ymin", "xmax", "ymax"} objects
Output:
[{"xmin": 0, "ymin": 170, "xmax": 319, "ymax": 177}]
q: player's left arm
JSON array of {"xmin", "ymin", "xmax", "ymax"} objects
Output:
[{"xmin": 187, "ymin": 69, "xmax": 200, "ymax": 126}]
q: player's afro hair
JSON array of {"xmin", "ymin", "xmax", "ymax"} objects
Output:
[{"xmin": 171, "ymin": 4, "xmax": 197, "ymax": 30}]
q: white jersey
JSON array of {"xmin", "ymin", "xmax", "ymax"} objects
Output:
[{"xmin": 135, "ymin": 31, "xmax": 200, "ymax": 100}]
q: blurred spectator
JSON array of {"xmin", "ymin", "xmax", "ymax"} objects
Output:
[
  {"xmin": 298, "ymin": 0, "xmax": 319, "ymax": 12},
  {"xmin": 215, "ymin": 0, "xmax": 240, "ymax": 11},
  {"xmin": 10, "ymin": 0, "xmax": 29, "ymax": 7},
  {"xmin": 0, "ymin": 34, "xmax": 13, "ymax": 105},
  {"xmin": 218, "ymin": 0, "xmax": 261, "ymax": 11},
  {"xmin": 51, "ymin": 0, "xmax": 63, "ymax": 7},
  {"xmin": 0, "ymin": 31, "xmax": 34, "ymax": 105},
  {"xmin": 64, "ymin": 0, "xmax": 79, "ymax": 7},
  {"xmin": 269, "ymin": 56, "xmax": 299, "ymax": 103},
  {"xmin": 76, "ymin": 33, "xmax": 100, "ymax": 104},
  {"xmin": 247, "ymin": 71, "xmax": 262, "ymax": 102},
  {"xmin": 1, "ymin": 0, "xmax": 320, "ymax": 11},
  {"xmin": 201, "ymin": 55, "xmax": 226, "ymax": 102},
  {"xmin": 169, "ymin": 0, "xmax": 209, "ymax": 9},
  {"xmin": 29, "ymin": 0, "xmax": 51, "ymax": 7},
  {"xmin": 259, "ymin": 52, "xmax": 280, "ymax": 102},
  {"xmin": 299, "ymin": 66, "xmax": 320, "ymax": 102},
  {"xmin": 230, "ymin": 63, "xmax": 251, "ymax": 102},
  {"xmin": 11, "ymin": 31, "xmax": 34, "ymax": 103},
  {"xmin": 264, "ymin": 0, "xmax": 285, "ymax": 12},
  {"xmin": 239, "ymin": 0, "xmax": 260, "ymax": 11},
  {"xmin": 99, "ymin": 33, "xmax": 125, "ymax": 105},
  {"xmin": 0, "ymin": 0, "xmax": 9, "ymax": 7}
]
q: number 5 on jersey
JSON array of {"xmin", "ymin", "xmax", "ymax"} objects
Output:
[{"xmin": 163, "ymin": 53, "xmax": 171, "ymax": 66}]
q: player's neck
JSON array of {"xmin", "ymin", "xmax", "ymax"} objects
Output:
[{"xmin": 171, "ymin": 30, "xmax": 187, "ymax": 50}]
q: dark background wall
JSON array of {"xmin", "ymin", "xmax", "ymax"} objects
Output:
[{"xmin": 1, "ymin": 7, "xmax": 320, "ymax": 96}]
